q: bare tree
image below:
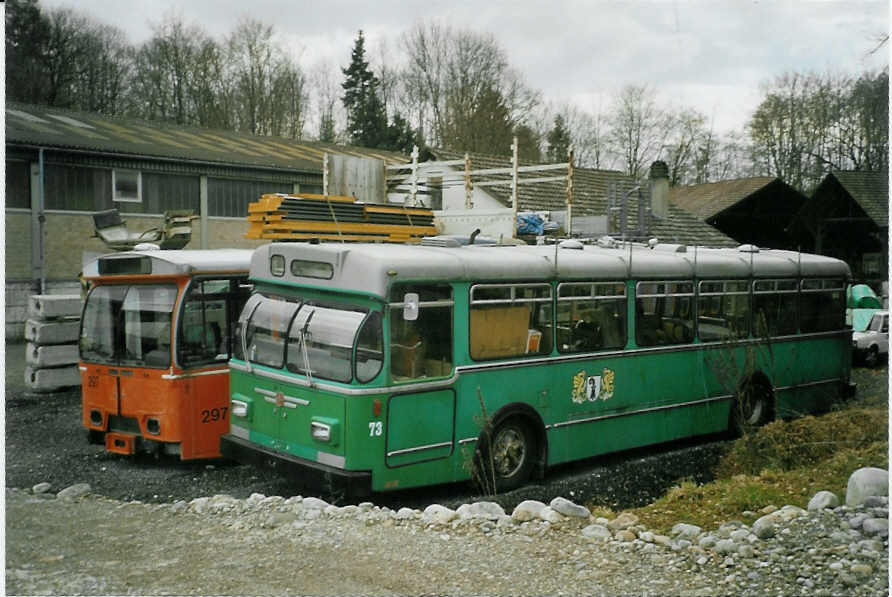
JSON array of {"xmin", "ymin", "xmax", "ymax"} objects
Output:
[
  {"xmin": 607, "ymin": 84, "xmax": 668, "ymax": 180},
  {"xmin": 400, "ymin": 22, "xmax": 541, "ymax": 152},
  {"xmin": 748, "ymin": 69, "xmax": 888, "ymax": 191},
  {"xmin": 226, "ymin": 18, "xmax": 307, "ymax": 138}
]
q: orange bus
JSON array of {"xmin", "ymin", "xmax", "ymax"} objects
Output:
[{"xmin": 79, "ymin": 249, "xmax": 253, "ymax": 459}]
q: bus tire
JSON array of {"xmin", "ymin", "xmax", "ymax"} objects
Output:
[
  {"xmin": 474, "ymin": 416, "xmax": 536, "ymax": 493},
  {"xmin": 86, "ymin": 429, "xmax": 105, "ymax": 445},
  {"xmin": 732, "ymin": 374, "xmax": 774, "ymax": 432}
]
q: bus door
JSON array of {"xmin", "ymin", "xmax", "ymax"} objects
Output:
[
  {"xmin": 386, "ymin": 389, "xmax": 455, "ymax": 467},
  {"xmin": 385, "ymin": 284, "xmax": 456, "ymax": 468},
  {"xmin": 178, "ymin": 278, "xmax": 251, "ymax": 458}
]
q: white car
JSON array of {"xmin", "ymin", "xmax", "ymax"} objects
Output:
[{"xmin": 852, "ymin": 310, "xmax": 888, "ymax": 367}]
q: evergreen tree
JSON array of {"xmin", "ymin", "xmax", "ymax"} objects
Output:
[
  {"xmin": 341, "ymin": 30, "xmax": 388, "ymax": 147},
  {"xmin": 546, "ymin": 114, "xmax": 571, "ymax": 162}
]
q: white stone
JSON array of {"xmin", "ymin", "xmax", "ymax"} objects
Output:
[
  {"xmin": 607, "ymin": 512, "xmax": 639, "ymax": 531},
  {"xmin": 56, "ymin": 483, "xmax": 91, "ymax": 500},
  {"xmin": 32, "ymin": 482, "xmax": 52, "ymax": 494},
  {"xmin": 395, "ymin": 507, "xmax": 416, "ymax": 520},
  {"xmin": 423, "ymin": 504, "xmax": 458, "ymax": 525},
  {"xmin": 189, "ymin": 497, "xmax": 211, "ymax": 514},
  {"xmin": 549, "ymin": 496, "xmax": 590, "ymax": 518},
  {"xmin": 713, "ymin": 539, "xmax": 737, "ymax": 555},
  {"xmin": 456, "ymin": 501, "xmax": 505, "ymax": 520},
  {"xmin": 671, "ymin": 523, "xmax": 702, "ymax": 540},
  {"xmin": 581, "ymin": 524, "xmax": 612, "ymax": 542},
  {"xmin": 752, "ymin": 514, "xmax": 779, "ymax": 539},
  {"xmin": 862, "ymin": 518, "xmax": 889, "ymax": 536},
  {"xmin": 538, "ymin": 506, "xmax": 565, "ymax": 524},
  {"xmin": 846, "ymin": 468, "xmax": 889, "ymax": 507},
  {"xmin": 808, "ymin": 490, "xmax": 841, "ymax": 511},
  {"xmin": 511, "ymin": 500, "xmax": 547, "ymax": 522},
  {"xmin": 301, "ymin": 496, "xmax": 330, "ymax": 510},
  {"xmin": 246, "ymin": 493, "xmax": 265, "ymax": 504}
]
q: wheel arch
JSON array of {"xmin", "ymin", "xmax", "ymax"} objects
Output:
[{"xmin": 485, "ymin": 402, "xmax": 548, "ymax": 480}]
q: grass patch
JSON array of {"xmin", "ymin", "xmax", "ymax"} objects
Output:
[{"xmin": 614, "ymin": 370, "xmax": 888, "ymax": 534}]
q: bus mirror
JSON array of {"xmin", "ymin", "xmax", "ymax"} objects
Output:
[{"xmin": 403, "ymin": 293, "xmax": 419, "ymax": 321}]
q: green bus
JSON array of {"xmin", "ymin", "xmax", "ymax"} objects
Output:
[{"xmin": 220, "ymin": 238, "xmax": 854, "ymax": 496}]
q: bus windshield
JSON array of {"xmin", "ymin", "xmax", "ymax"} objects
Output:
[
  {"xmin": 242, "ymin": 293, "xmax": 381, "ymax": 384},
  {"xmin": 80, "ymin": 284, "xmax": 178, "ymax": 368}
]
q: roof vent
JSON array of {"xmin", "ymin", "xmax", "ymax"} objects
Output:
[
  {"xmin": 559, "ymin": 239, "xmax": 584, "ymax": 250},
  {"xmin": 420, "ymin": 236, "xmax": 462, "ymax": 248},
  {"xmin": 738, "ymin": 244, "xmax": 760, "ymax": 253}
]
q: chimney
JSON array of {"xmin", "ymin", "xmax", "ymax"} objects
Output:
[{"xmin": 649, "ymin": 161, "xmax": 669, "ymax": 219}]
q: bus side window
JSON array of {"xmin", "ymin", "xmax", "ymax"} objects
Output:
[
  {"xmin": 389, "ymin": 284, "xmax": 453, "ymax": 380},
  {"xmin": 179, "ymin": 278, "xmax": 248, "ymax": 367},
  {"xmin": 636, "ymin": 281, "xmax": 693, "ymax": 347},
  {"xmin": 557, "ymin": 282, "xmax": 625, "ymax": 353},
  {"xmin": 469, "ymin": 284, "xmax": 552, "ymax": 360}
]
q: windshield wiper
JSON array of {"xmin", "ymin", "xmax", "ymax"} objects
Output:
[{"xmin": 299, "ymin": 309, "xmax": 316, "ymax": 386}]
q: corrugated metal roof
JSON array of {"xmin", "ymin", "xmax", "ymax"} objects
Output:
[
  {"xmin": 667, "ymin": 177, "xmax": 779, "ymax": 220},
  {"xmin": 6, "ymin": 102, "xmax": 409, "ymax": 173},
  {"xmin": 430, "ymin": 148, "xmax": 737, "ymax": 247},
  {"xmin": 830, "ymin": 170, "xmax": 889, "ymax": 225}
]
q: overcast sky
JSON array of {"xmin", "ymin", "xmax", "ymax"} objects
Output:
[{"xmin": 37, "ymin": 0, "xmax": 890, "ymax": 134}]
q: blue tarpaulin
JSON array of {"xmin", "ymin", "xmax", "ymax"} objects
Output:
[{"xmin": 516, "ymin": 212, "xmax": 544, "ymax": 235}]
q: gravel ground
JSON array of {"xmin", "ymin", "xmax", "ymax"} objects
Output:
[{"xmin": 5, "ymin": 341, "xmax": 888, "ymax": 595}]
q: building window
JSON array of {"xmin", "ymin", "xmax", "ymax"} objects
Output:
[
  {"xmin": 45, "ymin": 164, "xmax": 113, "ymax": 211},
  {"xmin": 207, "ymin": 178, "xmax": 293, "ymax": 217},
  {"xmin": 124, "ymin": 172, "xmax": 200, "ymax": 215},
  {"xmin": 113, "ymin": 169, "xmax": 142, "ymax": 203},
  {"xmin": 5, "ymin": 160, "xmax": 31, "ymax": 208}
]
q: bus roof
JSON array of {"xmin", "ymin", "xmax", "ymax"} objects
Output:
[
  {"xmin": 83, "ymin": 249, "xmax": 253, "ymax": 279},
  {"xmin": 251, "ymin": 241, "xmax": 851, "ymax": 299}
]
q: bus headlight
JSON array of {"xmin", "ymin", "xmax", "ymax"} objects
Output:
[
  {"xmin": 231, "ymin": 399, "xmax": 249, "ymax": 418},
  {"xmin": 311, "ymin": 421, "xmax": 331, "ymax": 442},
  {"xmin": 310, "ymin": 417, "xmax": 340, "ymax": 446}
]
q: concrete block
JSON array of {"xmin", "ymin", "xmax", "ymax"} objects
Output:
[
  {"xmin": 26, "ymin": 342, "xmax": 79, "ymax": 367},
  {"xmin": 24, "ymin": 318, "xmax": 81, "ymax": 344},
  {"xmin": 28, "ymin": 294, "xmax": 82, "ymax": 320},
  {"xmin": 24, "ymin": 365, "xmax": 81, "ymax": 393}
]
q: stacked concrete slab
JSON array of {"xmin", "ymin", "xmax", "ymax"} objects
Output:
[{"xmin": 24, "ymin": 294, "xmax": 82, "ymax": 392}]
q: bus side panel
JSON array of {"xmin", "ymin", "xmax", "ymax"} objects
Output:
[
  {"xmin": 81, "ymin": 364, "xmax": 120, "ymax": 430},
  {"xmin": 186, "ymin": 369, "xmax": 231, "ymax": 459},
  {"xmin": 779, "ymin": 335, "xmax": 850, "ymax": 417}
]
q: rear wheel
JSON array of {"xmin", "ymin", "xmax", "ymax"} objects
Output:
[
  {"xmin": 474, "ymin": 417, "xmax": 536, "ymax": 493},
  {"xmin": 733, "ymin": 376, "xmax": 774, "ymax": 433},
  {"xmin": 86, "ymin": 429, "xmax": 105, "ymax": 445}
]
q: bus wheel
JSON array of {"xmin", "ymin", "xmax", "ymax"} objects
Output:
[
  {"xmin": 86, "ymin": 429, "xmax": 105, "ymax": 445},
  {"xmin": 475, "ymin": 417, "xmax": 535, "ymax": 493},
  {"xmin": 733, "ymin": 376, "xmax": 774, "ymax": 432},
  {"xmin": 865, "ymin": 346, "xmax": 879, "ymax": 368}
]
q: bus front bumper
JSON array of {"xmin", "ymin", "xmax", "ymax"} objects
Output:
[{"xmin": 220, "ymin": 434, "xmax": 372, "ymax": 498}]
